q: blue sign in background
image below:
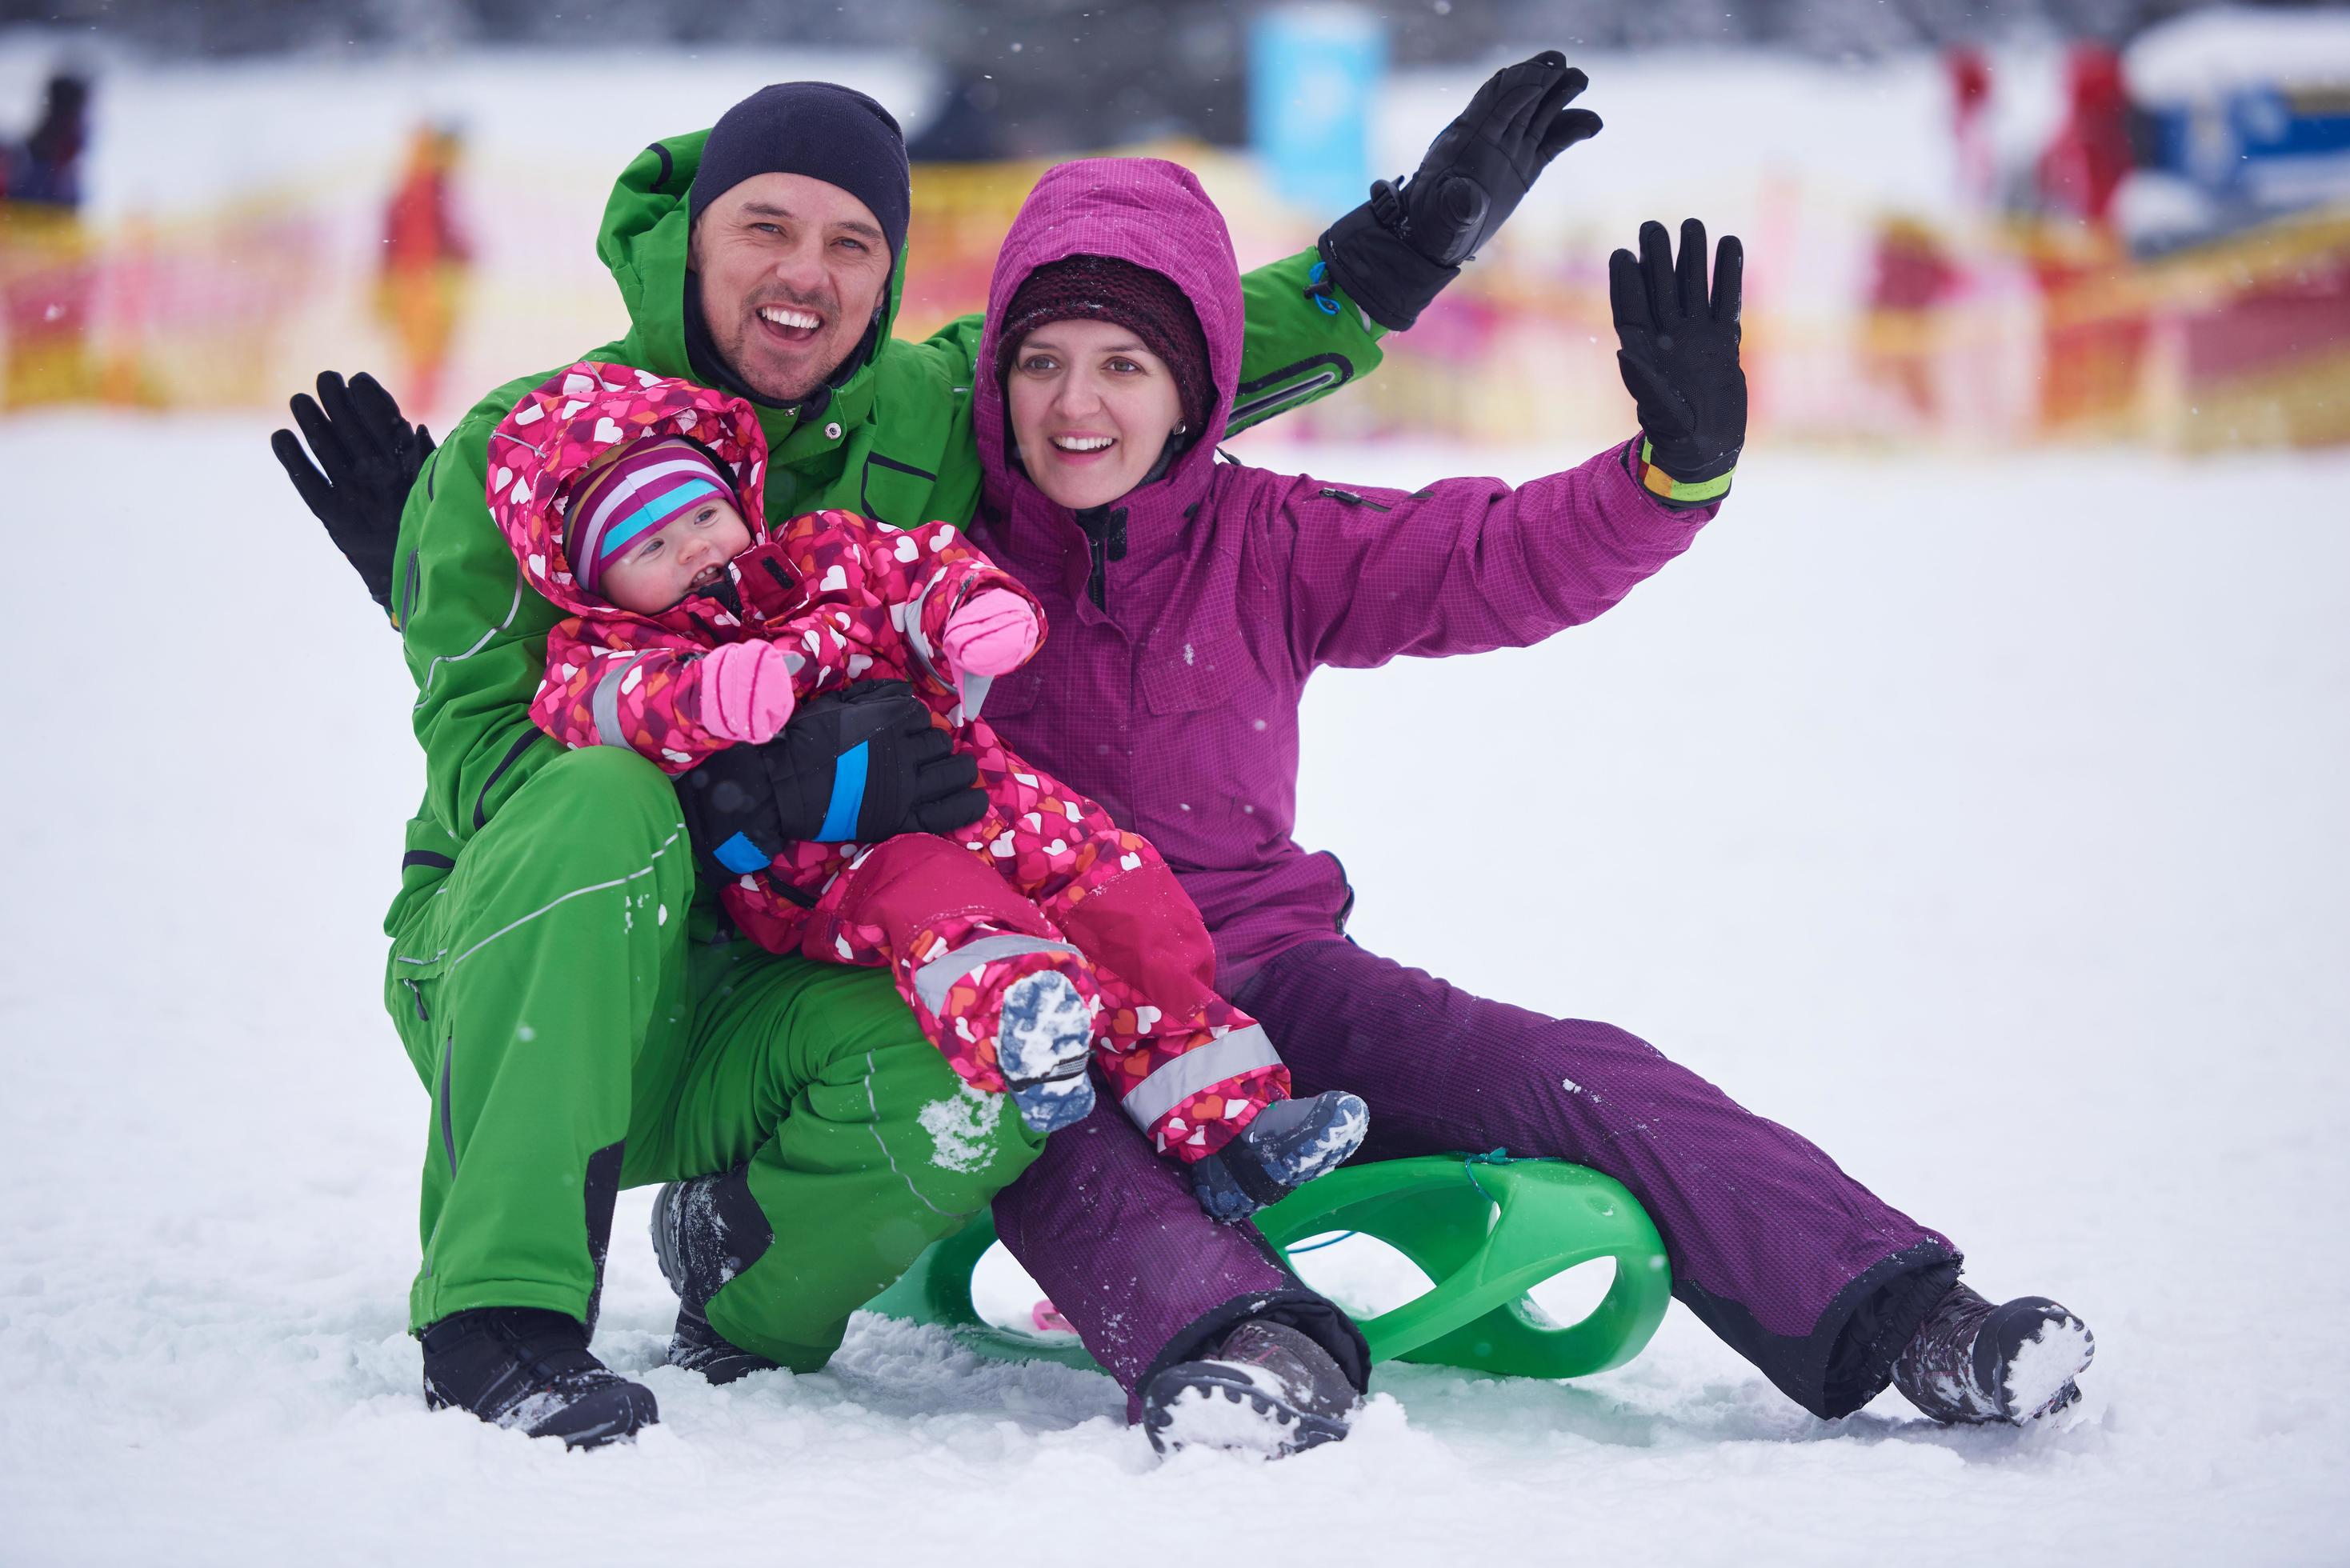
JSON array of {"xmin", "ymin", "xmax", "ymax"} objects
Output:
[{"xmin": 1249, "ymin": 6, "xmax": 1388, "ymax": 216}]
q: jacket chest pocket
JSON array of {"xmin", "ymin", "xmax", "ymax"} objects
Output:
[
  {"xmin": 1139, "ymin": 629, "xmax": 1263, "ymax": 716},
  {"xmin": 856, "ymin": 453, "xmax": 939, "ymax": 530}
]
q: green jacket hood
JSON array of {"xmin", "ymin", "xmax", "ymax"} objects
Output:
[{"xmin": 595, "ymin": 128, "xmax": 910, "ymax": 453}]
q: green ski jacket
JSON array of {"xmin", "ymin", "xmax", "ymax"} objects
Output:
[{"xmin": 386, "ymin": 129, "xmax": 1390, "ymax": 934}]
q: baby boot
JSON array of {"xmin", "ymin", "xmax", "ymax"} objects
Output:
[
  {"xmin": 995, "ymin": 970, "xmax": 1098, "ymax": 1133},
  {"xmin": 1188, "ymin": 1090, "xmax": 1370, "ymax": 1222}
]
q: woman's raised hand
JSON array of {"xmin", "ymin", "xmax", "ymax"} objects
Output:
[{"xmin": 1609, "ymin": 219, "xmax": 1747, "ymax": 502}]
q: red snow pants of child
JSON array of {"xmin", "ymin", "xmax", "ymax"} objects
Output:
[{"xmin": 726, "ymin": 718, "xmax": 1288, "ymax": 1160}]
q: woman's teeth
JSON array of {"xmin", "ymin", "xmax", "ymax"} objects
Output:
[
  {"xmin": 759, "ymin": 305, "xmax": 823, "ymax": 331},
  {"xmin": 1052, "ymin": 435, "xmax": 1114, "ymax": 452}
]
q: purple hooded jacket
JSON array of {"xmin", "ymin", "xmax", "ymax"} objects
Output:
[{"xmin": 970, "ymin": 158, "xmax": 1720, "ymax": 990}]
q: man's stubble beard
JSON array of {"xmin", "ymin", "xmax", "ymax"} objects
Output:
[{"xmin": 721, "ymin": 308, "xmax": 844, "ymax": 405}]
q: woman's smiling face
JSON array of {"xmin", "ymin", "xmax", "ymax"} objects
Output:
[{"xmin": 1007, "ymin": 318, "xmax": 1185, "ymax": 511}]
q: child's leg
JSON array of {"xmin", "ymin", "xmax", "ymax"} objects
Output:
[
  {"xmin": 804, "ymin": 828, "xmax": 1102, "ymax": 1130},
  {"xmin": 959, "ymin": 722, "xmax": 1290, "ymax": 1161}
]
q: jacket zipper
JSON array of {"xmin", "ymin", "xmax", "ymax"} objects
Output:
[
  {"xmin": 1319, "ymin": 486, "xmax": 1391, "ymax": 512},
  {"xmin": 1073, "ymin": 505, "xmax": 1128, "ymax": 612}
]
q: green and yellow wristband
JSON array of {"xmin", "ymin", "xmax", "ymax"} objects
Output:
[{"xmin": 1635, "ymin": 438, "xmax": 1735, "ymax": 509}]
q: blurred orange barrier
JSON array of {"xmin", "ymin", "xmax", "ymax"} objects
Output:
[
  {"xmin": 4, "ymin": 147, "xmax": 2342, "ymax": 454},
  {"xmin": 0, "ymin": 190, "xmax": 322, "ymax": 413}
]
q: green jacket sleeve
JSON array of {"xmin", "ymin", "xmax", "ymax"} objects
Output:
[
  {"xmin": 1226, "ymin": 244, "xmax": 1388, "ymax": 437},
  {"xmin": 913, "ymin": 244, "xmax": 1387, "ymax": 444},
  {"xmin": 394, "ymin": 394, "xmax": 565, "ymax": 851}
]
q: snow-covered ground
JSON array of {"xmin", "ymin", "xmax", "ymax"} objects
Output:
[{"xmin": 2, "ymin": 421, "xmax": 2346, "ymax": 1565}]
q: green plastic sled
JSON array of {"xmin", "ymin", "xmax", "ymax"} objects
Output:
[{"xmin": 862, "ymin": 1154, "xmax": 1672, "ymax": 1380}]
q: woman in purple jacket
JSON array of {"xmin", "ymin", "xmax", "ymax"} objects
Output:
[{"xmin": 967, "ymin": 158, "xmax": 2096, "ymax": 1455}]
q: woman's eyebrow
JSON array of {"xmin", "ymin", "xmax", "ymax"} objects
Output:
[{"xmin": 1024, "ymin": 334, "xmax": 1147, "ymax": 356}]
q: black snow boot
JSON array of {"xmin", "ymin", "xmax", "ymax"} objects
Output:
[
  {"xmin": 1141, "ymin": 1319, "xmax": 1360, "ymax": 1457},
  {"xmin": 1892, "ymin": 1282, "xmax": 2095, "ymax": 1425},
  {"xmin": 1188, "ymin": 1091, "xmax": 1371, "ymax": 1222},
  {"xmin": 649, "ymin": 1168, "xmax": 781, "ymax": 1384},
  {"xmin": 418, "ymin": 1307, "xmax": 658, "ymax": 1448}
]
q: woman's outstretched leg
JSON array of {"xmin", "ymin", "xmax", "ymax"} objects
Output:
[
  {"xmin": 1233, "ymin": 937, "xmax": 1964, "ymax": 1419},
  {"xmin": 991, "ymin": 1086, "xmax": 1367, "ymax": 1434}
]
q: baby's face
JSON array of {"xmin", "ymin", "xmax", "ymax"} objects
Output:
[{"xmin": 596, "ymin": 497, "xmax": 755, "ymax": 614}]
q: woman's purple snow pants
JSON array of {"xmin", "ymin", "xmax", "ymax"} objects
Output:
[{"xmin": 991, "ymin": 937, "xmax": 1960, "ymax": 1421}]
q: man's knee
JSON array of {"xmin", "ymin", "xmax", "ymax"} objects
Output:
[
  {"xmin": 823, "ymin": 1039, "xmax": 1046, "ymax": 1206},
  {"xmin": 519, "ymin": 746, "xmax": 684, "ymax": 857}
]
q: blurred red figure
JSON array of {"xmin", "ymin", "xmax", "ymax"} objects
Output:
[
  {"xmin": 2028, "ymin": 45, "xmax": 2146, "ymax": 432},
  {"xmin": 375, "ymin": 123, "xmax": 472, "ymax": 417},
  {"xmin": 1864, "ymin": 214, "xmax": 1961, "ymax": 425},
  {"xmin": 1946, "ymin": 45, "xmax": 1994, "ymax": 210},
  {"xmin": 2036, "ymin": 45, "xmax": 2134, "ymax": 227}
]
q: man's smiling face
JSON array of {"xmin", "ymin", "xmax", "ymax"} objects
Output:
[{"xmin": 691, "ymin": 171, "xmax": 894, "ymax": 404}]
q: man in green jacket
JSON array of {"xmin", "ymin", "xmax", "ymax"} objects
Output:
[{"xmin": 282, "ymin": 66, "xmax": 1600, "ymax": 1450}]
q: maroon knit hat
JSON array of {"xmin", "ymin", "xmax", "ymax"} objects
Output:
[{"xmin": 995, "ymin": 254, "xmax": 1214, "ymax": 438}]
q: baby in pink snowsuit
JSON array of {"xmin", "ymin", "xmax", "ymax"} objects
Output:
[{"xmin": 487, "ymin": 362, "xmax": 1366, "ymax": 1215}]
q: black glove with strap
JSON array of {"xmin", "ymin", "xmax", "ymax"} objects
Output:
[
  {"xmin": 1318, "ymin": 50, "xmax": 1601, "ymax": 330},
  {"xmin": 1610, "ymin": 218, "xmax": 1746, "ymax": 508},
  {"xmin": 678, "ymin": 679, "xmax": 987, "ymax": 884},
  {"xmin": 270, "ymin": 371, "xmax": 434, "ymax": 613}
]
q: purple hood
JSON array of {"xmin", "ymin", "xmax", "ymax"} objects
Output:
[{"xmin": 975, "ymin": 157, "xmax": 1240, "ymax": 573}]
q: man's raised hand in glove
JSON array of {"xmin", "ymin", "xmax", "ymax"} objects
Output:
[
  {"xmin": 1611, "ymin": 218, "xmax": 1746, "ymax": 509},
  {"xmin": 1319, "ymin": 50, "xmax": 1602, "ymax": 330},
  {"xmin": 270, "ymin": 372, "xmax": 435, "ymax": 614}
]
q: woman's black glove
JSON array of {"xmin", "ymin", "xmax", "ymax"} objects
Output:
[
  {"xmin": 270, "ymin": 371, "xmax": 433, "ymax": 612},
  {"xmin": 1319, "ymin": 51, "xmax": 1601, "ymax": 330},
  {"xmin": 1610, "ymin": 218, "xmax": 1746, "ymax": 505},
  {"xmin": 678, "ymin": 680, "xmax": 987, "ymax": 881}
]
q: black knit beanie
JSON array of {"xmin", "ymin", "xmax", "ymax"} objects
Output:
[
  {"xmin": 996, "ymin": 255, "xmax": 1214, "ymax": 437},
  {"xmin": 690, "ymin": 82, "xmax": 911, "ymax": 260}
]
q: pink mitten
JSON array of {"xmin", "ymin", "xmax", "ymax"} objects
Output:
[
  {"xmin": 939, "ymin": 589, "xmax": 1041, "ymax": 678},
  {"xmin": 699, "ymin": 641, "xmax": 797, "ymax": 744}
]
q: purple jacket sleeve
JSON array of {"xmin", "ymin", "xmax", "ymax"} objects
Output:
[{"xmin": 1275, "ymin": 438, "xmax": 1718, "ymax": 673}]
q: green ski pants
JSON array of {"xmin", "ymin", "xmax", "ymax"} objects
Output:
[{"xmin": 382, "ymin": 745, "xmax": 1044, "ymax": 1369}]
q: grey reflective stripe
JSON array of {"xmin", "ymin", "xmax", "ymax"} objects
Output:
[
  {"xmin": 414, "ymin": 573, "xmax": 525, "ymax": 710},
  {"xmin": 911, "ymin": 932, "xmax": 1083, "ymax": 1014},
  {"xmin": 1119, "ymin": 1024, "xmax": 1283, "ymax": 1130},
  {"xmin": 590, "ymin": 652, "xmax": 651, "ymax": 746},
  {"xmin": 903, "ymin": 568, "xmax": 949, "ymax": 690},
  {"xmin": 958, "ymin": 672, "xmax": 992, "ymax": 720}
]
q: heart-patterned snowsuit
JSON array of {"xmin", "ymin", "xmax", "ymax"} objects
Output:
[{"xmin": 486, "ymin": 362, "xmax": 1285, "ymax": 1160}]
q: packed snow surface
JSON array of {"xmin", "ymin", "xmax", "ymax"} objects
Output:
[{"xmin": 3, "ymin": 422, "xmax": 2347, "ymax": 1566}]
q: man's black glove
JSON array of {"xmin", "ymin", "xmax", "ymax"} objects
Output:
[
  {"xmin": 1610, "ymin": 218, "xmax": 1746, "ymax": 503},
  {"xmin": 1318, "ymin": 50, "xmax": 1601, "ymax": 331},
  {"xmin": 270, "ymin": 371, "xmax": 434, "ymax": 613},
  {"xmin": 678, "ymin": 679, "xmax": 987, "ymax": 882}
]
